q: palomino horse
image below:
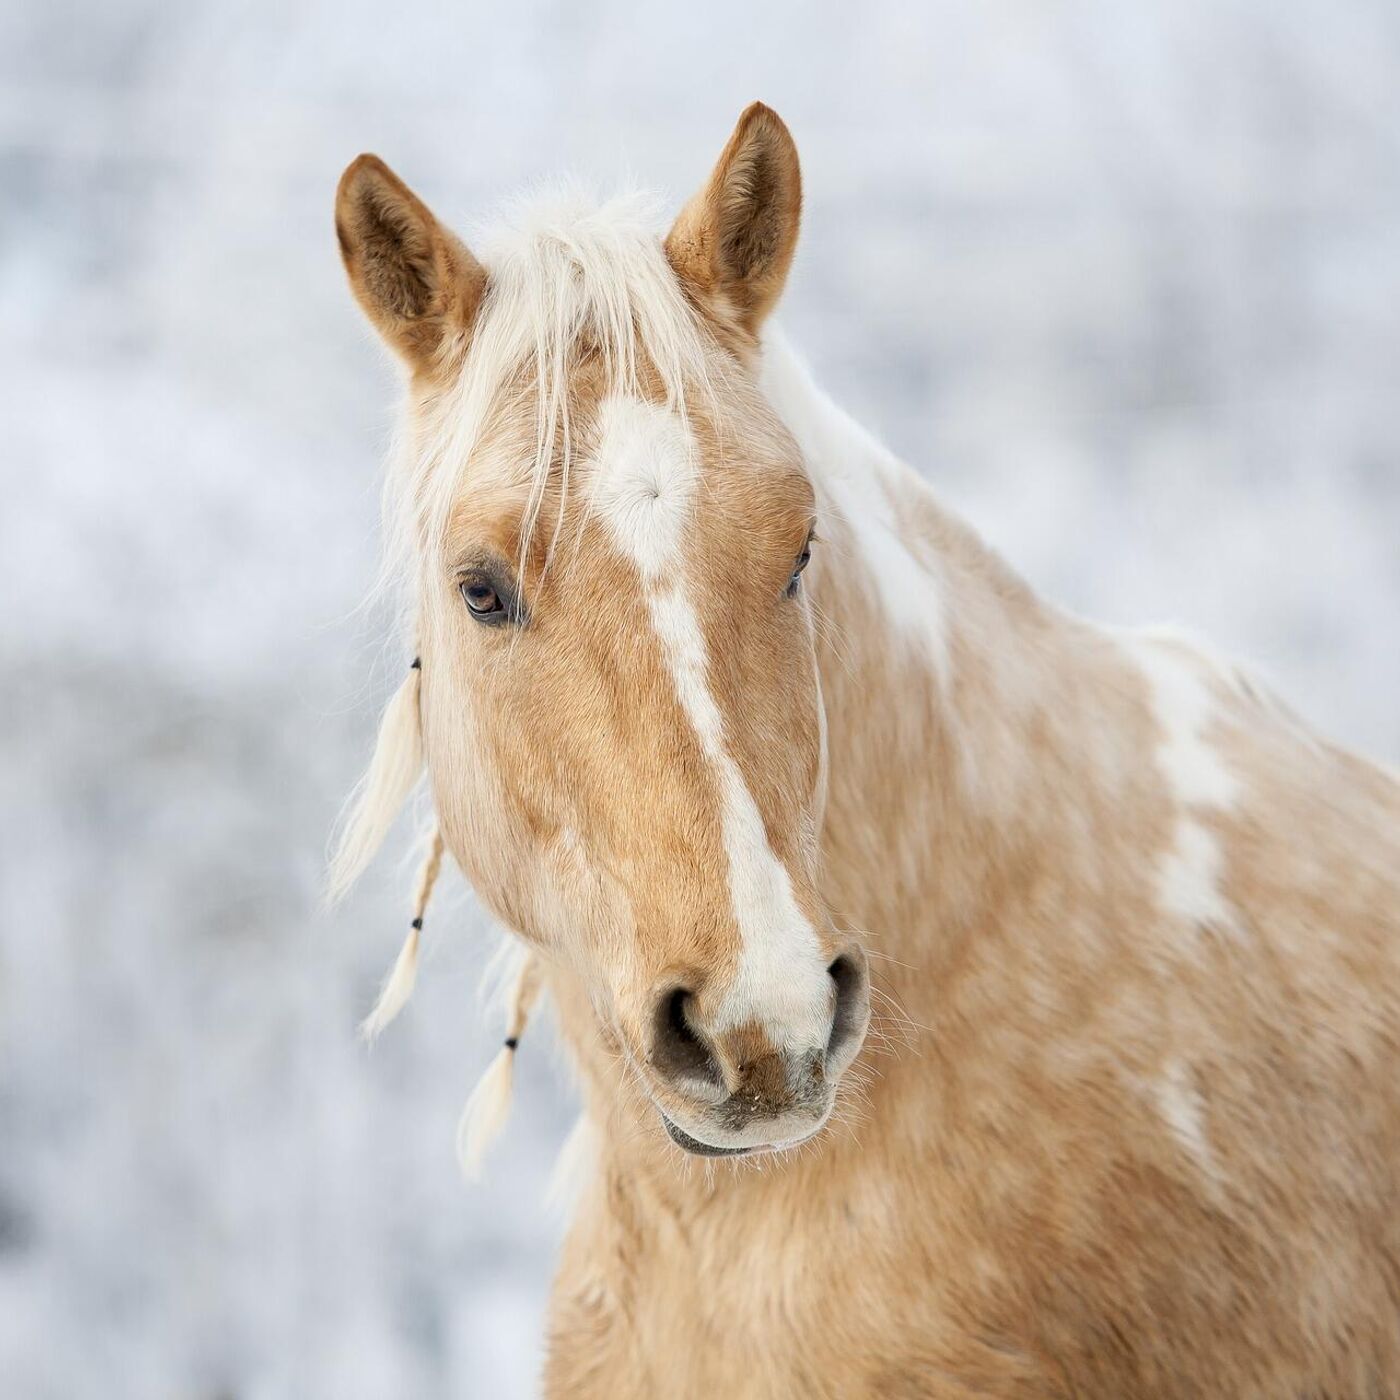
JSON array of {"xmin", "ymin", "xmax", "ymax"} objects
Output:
[{"xmin": 330, "ymin": 105, "xmax": 1400, "ymax": 1397}]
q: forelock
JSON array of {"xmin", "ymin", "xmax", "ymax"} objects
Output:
[{"xmin": 380, "ymin": 183, "xmax": 727, "ymax": 593}]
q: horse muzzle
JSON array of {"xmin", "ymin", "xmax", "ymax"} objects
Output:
[{"xmin": 641, "ymin": 946, "xmax": 871, "ymax": 1156}]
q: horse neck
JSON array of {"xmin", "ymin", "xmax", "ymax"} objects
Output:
[
  {"xmin": 762, "ymin": 336, "xmax": 1097, "ymax": 1024},
  {"xmin": 549, "ymin": 339, "xmax": 1117, "ymax": 1191}
]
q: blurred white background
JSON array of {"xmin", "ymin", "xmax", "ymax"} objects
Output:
[{"xmin": 2, "ymin": 2, "xmax": 1398, "ymax": 1396}]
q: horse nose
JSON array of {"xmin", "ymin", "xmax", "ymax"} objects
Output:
[
  {"xmin": 646, "ymin": 949, "xmax": 870, "ymax": 1108},
  {"xmin": 824, "ymin": 947, "xmax": 871, "ymax": 1074},
  {"xmin": 648, "ymin": 987, "xmax": 814, "ymax": 1117},
  {"xmin": 648, "ymin": 985, "xmax": 725, "ymax": 1092}
]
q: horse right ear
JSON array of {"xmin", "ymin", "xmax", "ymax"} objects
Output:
[
  {"xmin": 335, "ymin": 154, "xmax": 486, "ymax": 373},
  {"xmin": 665, "ymin": 103, "xmax": 801, "ymax": 343}
]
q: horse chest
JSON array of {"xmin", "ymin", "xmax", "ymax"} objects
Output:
[{"xmin": 546, "ymin": 1176, "xmax": 1040, "ymax": 1399}]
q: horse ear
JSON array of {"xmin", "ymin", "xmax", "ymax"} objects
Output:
[
  {"xmin": 335, "ymin": 154, "xmax": 486, "ymax": 372},
  {"xmin": 665, "ymin": 102, "xmax": 802, "ymax": 341}
]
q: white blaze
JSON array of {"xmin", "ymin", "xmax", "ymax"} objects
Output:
[{"xmin": 591, "ymin": 396, "xmax": 831, "ymax": 1049}]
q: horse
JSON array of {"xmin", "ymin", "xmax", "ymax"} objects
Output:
[{"xmin": 328, "ymin": 104, "xmax": 1400, "ymax": 1397}]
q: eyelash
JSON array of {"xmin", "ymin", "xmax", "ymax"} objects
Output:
[{"xmin": 786, "ymin": 533, "xmax": 815, "ymax": 597}]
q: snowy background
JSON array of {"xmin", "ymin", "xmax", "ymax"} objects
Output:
[{"xmin": 2, "ymin": 1, "xmax": 1398, "ymax": 1396}]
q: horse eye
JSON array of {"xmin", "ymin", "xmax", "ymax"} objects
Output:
[
  {"xmin": 460, "ymin": 579, "xmax": 505, "ymax": 619},
  {"xmin": 786, "ymin": 539, "xmax": 813, "ymax": 597}
]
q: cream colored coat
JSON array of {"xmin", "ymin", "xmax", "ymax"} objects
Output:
[{"xmin": 330, "ymin": 106, "xmax": 1400, "ymax": 1398}]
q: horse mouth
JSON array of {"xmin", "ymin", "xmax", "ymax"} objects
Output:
[
  {"xmin": 659, "ymin": 1112, "xmax": 828, "ymax": 1159},
  {"xmin": 661, "ymin": 1114, "xmax": 757, "ymax": 1157}
]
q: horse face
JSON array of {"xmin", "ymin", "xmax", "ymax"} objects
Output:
[
  {"xmin": 419, "ymin": 376, "xmax": 868, "ymax": 1156},
  {"xmin": 335, "ymin": 104, "xmax": 868, "ymax": 1156}
]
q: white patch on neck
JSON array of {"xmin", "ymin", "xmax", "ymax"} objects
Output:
[
  {"xmin": 1130, "ymin": 637, "xmax": 1240, "ymax": 809},
  {"xmin": 590, "ymin": 396, "xmax": 830, "ymax": 1050},
  {"xmin": 1154, "ymin": 1059, "xmax": 1221, "ymax": 1186},
  {"xmin": 758, "ymin": 333, "xmax": 950, "ymax": 681},
  {"xmin": 1124, "ymin": 634, "xmax": 1244, "ymax": 941},
  {"xmin": 1157, "ymin": 821, "xmax": 1238, "ymax": 932}
]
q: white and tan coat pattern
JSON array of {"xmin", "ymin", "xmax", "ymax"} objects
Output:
[{"xmin": 331, "ymin": 106, "xmax": 1400, "ymax": 1398}]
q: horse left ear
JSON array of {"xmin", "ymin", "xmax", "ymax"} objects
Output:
[
  {"xmin": 335, "ymin": 154, "xmax": 486, "ymax": 373},
  {"xmin": 666, "ymin": 102, "xmax": 802, "ymax": 342}
]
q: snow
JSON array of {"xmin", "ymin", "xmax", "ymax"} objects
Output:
[{"xmin": 2, "ymin": 2, "xmax": 1397, "ymax": 1395}]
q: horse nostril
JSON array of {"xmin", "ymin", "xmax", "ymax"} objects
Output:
[
  {"xmin": 826, "ymin": 953, "xmax": 870, "ymax": 1067},
  {"xmin": 650, "ymin": 986, "xmax": 722, "ymax": 1088}
]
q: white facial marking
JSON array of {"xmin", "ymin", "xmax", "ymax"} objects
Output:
[
  {"xmin": 1126, "ymin": 635, "xmax": 1243, "ymax": 942},
  {"xmin": 590, "ymin": 396, "xmax": 698, "ymax": 576},
  {"xmin": 591, "ymin": 396, "xmax": 831, "ymax": 1051},
  {"xmin": 648, "ymin": 587, "xmax": 831, "ymax": 1046}
]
